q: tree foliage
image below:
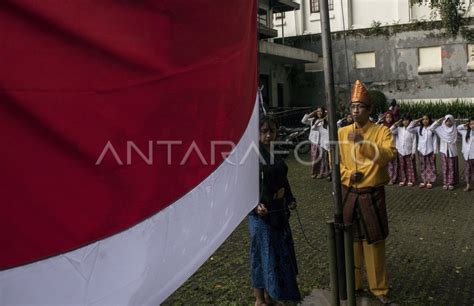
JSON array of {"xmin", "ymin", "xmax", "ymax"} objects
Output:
[{"xmin": 410, "ymin": 0, "xmax": 472, "ymax": 36}]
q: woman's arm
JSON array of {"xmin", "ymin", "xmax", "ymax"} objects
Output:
[
  {"xmin": 301, "ymin": 113, "xmax": 313, "ymax": 125},
  {"xmin": 407, "ymin": 119, "xmax": 422, "ymax": 134},
  {"xmin": 457, "ymin": 123, "xmax": 468, "ymax": 135},
  {"xmin": 390, "ymin": 120, "xmax": 402, "ymax": 134},
  {"xmin": 428, "ymin": 118, "xmax": 443, "ymax": 133}
]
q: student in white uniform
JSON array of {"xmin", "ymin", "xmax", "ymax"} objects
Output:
[
  {"xmin": 301, "ymin": 107, "xmax": 324, "ymax": 178},
  {"xmin": 379, "ymin": 112, "xmax": 398, "ymax": 184},
  {"xmin": 314, "ymin": 115, "xmax": 330, "ymax": 180},
  {"xmin": 457, "ymin": 118, "xmax": 474, "ymax": 192},
  {"xmin": 429, "ymin": 115, "xmax": 459, "ymax": 190},
  {"xmin": 407, "ymin": 114, "xmax": 438, "ymax": 189},
  {"xmin": 390, "ymin": 114, "xmax": 417, "ymax": 187}
]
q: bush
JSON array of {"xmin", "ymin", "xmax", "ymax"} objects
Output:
[
  {"xmin": 368, "ymin": 90, "xmax": 388, "ymax": 116},
  {"xmin": 398, "ymin": 99, "xmax": 474, "ymax": 120}
]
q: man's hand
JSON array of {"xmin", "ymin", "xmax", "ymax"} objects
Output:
[
  {"xmin": 348, "ymin": 132, "xmax": 364, "ymax": 143},
  {"xmin": 350, "ymin": 171, "xmax": 364, "ymax": 183},
  {"xmin": 256, "ymin": 203, "xmax": 268, "ymax": 216},
  {"xmin": 394, "ymin": 119, "xmax": 403, "ymax": 127},
  {"xmin": 288, "ymin": 201, "xmax": 297, "ymax": 210}
]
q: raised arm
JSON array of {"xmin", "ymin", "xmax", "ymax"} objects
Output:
[
  {"xmin": 390, "ymin": 119, "xmax": 402, "ymax": 134},
  {"xmin": 301, "ymin": 113, "xmax": 313, "ymax": 126},
  {"xmin": 407, "ymin": 118, "xmax": 422, "ymax": 134},
  {"xmin": 428, "ymin": 118, "xmax": 443, "ymax": 133},
  {"xmin": 337, "ymin": 118, "xmax": 344, "ymax": 128},
  {"xmin": 457, "ymin": 123, "xmax": 468, "ymax": 135}
]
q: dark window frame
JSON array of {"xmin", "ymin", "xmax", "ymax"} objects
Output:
[
  {"xmin": 310, "ymin": 0, "xmax": 319, "ymax": 13},
  {"xmin": 310, "ymin": 0, "xmax": 334, "ymax": 13}
]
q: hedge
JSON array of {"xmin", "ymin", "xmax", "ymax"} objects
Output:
[{"xmin": 398, "ymin": 99, "xmax": 474, "ymax": 120}]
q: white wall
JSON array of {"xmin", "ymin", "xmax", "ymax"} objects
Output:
[
  {"xmin": 352, "ymin": 0, "xmax": 403, "ymax": 29},
  {"xmin": 274, "ymin": 10, "xmax": 298, "ymax": 37},
  {"xmin": 410, "ymin": 0, "xmax": 438, "ymax": 21},
  {"xmin": 273, "ymin": 0, "xmax": 473, "ymax": 36},
  {"xmin": 301, "ymin": 0, "xmax": 351, "ymax": 33}
]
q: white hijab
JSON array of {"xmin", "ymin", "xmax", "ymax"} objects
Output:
[{"xmin": 436, "ymin": 114, "xmax": 457, "ymax": 144}]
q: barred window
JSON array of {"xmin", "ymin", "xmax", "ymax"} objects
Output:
[
  {"xmin": 310, "ymin": 0, "xmax": 319, "ymax": 13},
  {"xmin": 328, "ymin": 0, "xmax": 334, "ymax": 10},
  {"xmin": 275, "ymin": 12, "xmax": 285, "ymax": 20},
  {"xmin": 310, "ymin": 0, "xmax": 334, "ymax": 13}
]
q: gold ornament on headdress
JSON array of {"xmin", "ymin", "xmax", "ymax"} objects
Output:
[{"xmin": 350, "ymin": 80, "xmax": 371, "ymax": 105}]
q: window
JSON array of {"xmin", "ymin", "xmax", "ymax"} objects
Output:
[
  {"xmin": 467, "ymin": 44, "xmax": 474, "ymax": 71},
  {"xmin": 310, "ymin": 0, "xmax": 319, "ymax": 13},
  {"xmin": 354, "ymin": 52, "xmax": 376, "ymax": 69},
  {"xmin": 258, "ymin": 10, "xmax": 268, "ymax": 26},
  {"xmin": 310, "ymin": 0, "xmax": 333, "ymax": 13},
  {"xmin": 275, "ymin": 12, "xmax": 285, "ymax": 20},
  {"xmin": 274, "ymin": 12, "xmax": 285, "ymax": 26},
  {"xmin": 418, "ymin": 46, "xmax": 442, "ymax": 74}
]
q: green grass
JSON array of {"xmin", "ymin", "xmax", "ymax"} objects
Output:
[{"xmin": 164, "ymin": 150, "xmax": 474, "ymax": 305}]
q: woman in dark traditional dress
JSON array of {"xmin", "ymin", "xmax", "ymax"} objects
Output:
[{"xmin": 248, "ymin": 116, "xmax": 301, "ymax": 306}]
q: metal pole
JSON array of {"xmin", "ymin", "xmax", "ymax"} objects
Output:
[
  {"xmin": 344, "ymin": 224, "xmax": 356, "ymax": 306},
  {"xmin": 281, "ymin": 12, "xmax": 285, "ymax": 45},
  {"xmin": 319, "ymin": 0, "xmax": 347, "ymax": 300},
  {"xmin": 327, "ymin": 221, "xmax": 340, "ymax": 306}
]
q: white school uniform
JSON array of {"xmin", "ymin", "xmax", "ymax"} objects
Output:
[
  {"xmin": 390, "ymin": 125, "xmax": 417, "ymax": 156},
  {"xmin": 457, "ymin": 125, "xmax": 474, "ymax": 161},
  {"xmin": 301, "ymin": 114, "xmax": 320, "ymax": 145},
  {"xmin": 315, "ymin": 120, "xmax": 329, "ymax": 151},
  {"xmin": 429, "ymin": 116, "xmax": 458, "ymax": 157},
  {"xmin": 407, "ymin": 122, "xmax": 438, "ymax": 156}
]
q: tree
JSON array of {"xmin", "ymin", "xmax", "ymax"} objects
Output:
[{"xmin": 410, "ymin": 0, "xmax": 472, "ymax": 36}]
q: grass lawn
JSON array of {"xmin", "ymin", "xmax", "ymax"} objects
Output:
[{"xmin": 164, "ymin": 151, "xmax": 473, "ymax": 305}]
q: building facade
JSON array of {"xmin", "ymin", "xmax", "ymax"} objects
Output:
[
  {"xmin": 258, "ymin": 0, "xmax": 321, "ymax": 109},
  {"xmin": 270, "ymin": 0, "xmax": 474, "ymax": 109},
  {"xmin": 274, "ymin": 0, "xmax": 474, "ymax": 36}
]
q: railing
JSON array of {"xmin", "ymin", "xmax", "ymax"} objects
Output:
[{"xmin": 267, "ymin": 107, "xmax": 313, "ymax": 127}]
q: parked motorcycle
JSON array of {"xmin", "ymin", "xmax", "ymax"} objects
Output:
[{"xmin": 276, "ymin": 125, "xmax": 311, "ymax": 156}]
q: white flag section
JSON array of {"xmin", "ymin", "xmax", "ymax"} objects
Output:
[{"xmin": 0, "ymin": 100, "xmax": 259, "ymax": 305}]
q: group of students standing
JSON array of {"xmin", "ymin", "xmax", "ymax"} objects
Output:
[
  {"xmin": 249, "ymin": 81, "xmax": 473, "ymax": 305},
  {"xmin": 302, "ymin": 103, "xmax": 474, "ymax": 192},
  {"xmin": 380, "ymin": 111, "xmax": 474, "ymax": 192}
]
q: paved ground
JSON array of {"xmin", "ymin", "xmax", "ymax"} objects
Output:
[
  {"xmin": 301, "ymin": 289, "xmax": 400, "ymax": 306},
  {"xmin": 164, "ymin": 150, "xmax": 474, "ymax": 305}
]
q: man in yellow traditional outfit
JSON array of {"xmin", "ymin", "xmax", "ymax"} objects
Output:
[{"xmin": 338, "ymin": 80, "xmax": 396, "ymax": 304}]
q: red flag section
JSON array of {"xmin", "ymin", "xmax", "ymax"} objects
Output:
[{"xmin": 0, "ymin": 0, "xmax": 257, "ymax": 270}]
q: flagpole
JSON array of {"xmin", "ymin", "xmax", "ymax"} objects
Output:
[{"xmin": 318, "ymin": 0, "xmax": 350, "ymax": 303}]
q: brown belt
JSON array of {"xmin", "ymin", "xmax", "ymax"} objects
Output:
[{"xmin": 342, "ymin": 185, "xmax": 384, "ymax": 194}]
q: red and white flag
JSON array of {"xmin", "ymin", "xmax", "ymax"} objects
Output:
[{"xmin": 0, "ymin": 0, "xmax": 258, "ymax": 304}]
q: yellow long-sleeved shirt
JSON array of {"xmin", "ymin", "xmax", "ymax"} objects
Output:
[{"xmin": 338, "ymin": 121, "xmax": 397, "ymax": 188}]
